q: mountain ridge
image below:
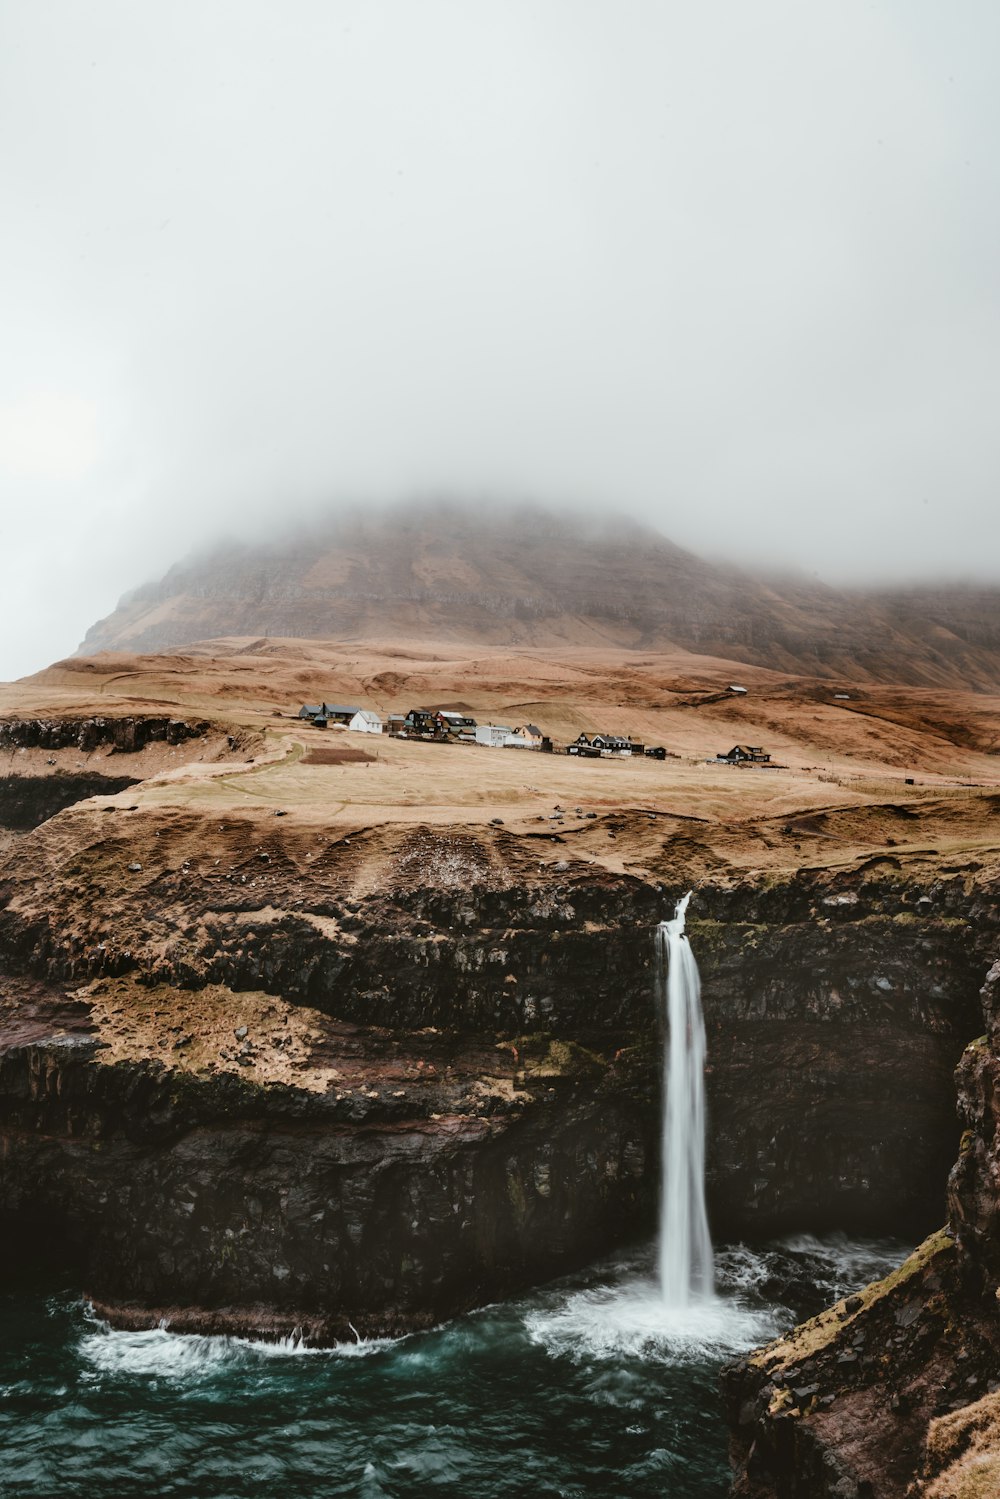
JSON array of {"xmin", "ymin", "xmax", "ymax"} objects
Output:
[{"xmin": 79, "ymin": 501, "xmax": 1000, "ymax": 689}]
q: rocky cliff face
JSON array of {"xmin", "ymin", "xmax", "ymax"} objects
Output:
[
  {"xmin": 0, "ymin": 716, "xmax": 249, "ymax": 831},
  {"xmin": 0, "ymin": 773, "xmax": 141, "ymax": 830},
  {"xmin": 0, "ymin": 991, "xmax": 649, "ymax": 1339},
  {"xmin": 0, "ymin": 798, "xmax": 992, "ymax": 1342},
  {"xmin": 723, "ymin": 953, "xmax": 1000, "ymax": 1498},
  {"xmin": 0, "ymin": 715, "xmax": 215, "ymax": 754}
]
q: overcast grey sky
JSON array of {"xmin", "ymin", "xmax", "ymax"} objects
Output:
[{"xmin": 2, "ymin": 0, "xmax": 999, "ymax": 680}]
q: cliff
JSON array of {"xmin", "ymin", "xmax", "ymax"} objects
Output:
[
  {"xmin": 723, "ymin": 960, "xmax": 1000, "ymax": 1498},
  {"xmin": 0, "ymin": 788, "xmax": 992, "ymax": 1339}
]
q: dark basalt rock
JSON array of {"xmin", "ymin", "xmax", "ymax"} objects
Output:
[
  {"xmin": 722, "ymin": 947, "xmax": 1000, "ymax": 1497},
  {"xmin": 0, "ymin": 816, "xmax": 996, "ymax": 1350},
  {"xmin": 0, "ymin": 715, "xmax": 213, "ymax": 754},
  {"xmin": 0, "ymin": 774, "xmax": 141, "ymax": 830},
  {"xmin": 0, "ymin": 1022, "xmax": 650, "ymax": 1336}
]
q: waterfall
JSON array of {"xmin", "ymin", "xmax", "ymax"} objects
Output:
[{"xmin": 656, "ymin": 892, "xmax": 714, "ymax": 1306}]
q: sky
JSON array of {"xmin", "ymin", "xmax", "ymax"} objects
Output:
[{"xmin": 2, "ymin": 0, "xmax": 999, "ymax": 680}]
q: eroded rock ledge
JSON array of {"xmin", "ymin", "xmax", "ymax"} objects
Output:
[
  {"xmin": 0, "ymin": 714, "xmax": 259, "ymax": 829},
  {"xmin": 1, "ymin": 985, "xmax": 646, "ymax": 1339},
  {"xmin": 0, "ymin": 714, "xmax": 214, "ymax": 754},
  {"xmin": 725, "ymin": 960, "xmax": 1000, "ymax": 1498}
]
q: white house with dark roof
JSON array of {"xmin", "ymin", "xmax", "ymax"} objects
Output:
[{"xmin": 348, "ymin": 710, "xmax": 383, "ymax": 734}]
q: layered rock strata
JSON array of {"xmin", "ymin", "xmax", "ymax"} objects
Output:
[
  {"xmin": 0, "ymin": 796, "xmax": 991, "ymax": 1341},
  {"xmin": 725, "ymin": 959, "xmax": 1000, "ymax": 1498},
  {"xmin": 1, "ymin": 983, "xmax": 647, "ymax": 1339}
]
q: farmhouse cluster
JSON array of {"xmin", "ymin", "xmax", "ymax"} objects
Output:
[{"xmin": 295, "ymin": 702, "xmax": 774, "ymax": 767}]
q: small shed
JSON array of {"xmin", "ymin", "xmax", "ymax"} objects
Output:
[{"xmin": 728, "ymin": 684, "xmax": 748, "ymax": 695}]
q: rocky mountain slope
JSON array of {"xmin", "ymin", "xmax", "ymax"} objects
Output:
[{"xmin": 78, "ymin": 501, "xmax": 1000, "ymax": 689}]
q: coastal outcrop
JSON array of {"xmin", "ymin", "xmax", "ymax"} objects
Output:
[
  {"xmin": 724, "ymin": 957, "xmax": 1000, "ymax": 1498},
  {"xmin": 0, "ymin": 981, "xmax": 648, "ymax": 1339},
  {"xmin": 0, "ymin": 794, "xmax": 992, "ymax": 1341},
  {"xmin": 0, "ymin": 772, "xmax": 141, "ymax": 830}
]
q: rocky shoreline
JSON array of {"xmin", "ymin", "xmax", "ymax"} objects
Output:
[{"xmin": 723, "ymin": 959, "xmax": 1000, "ymax": 1498}]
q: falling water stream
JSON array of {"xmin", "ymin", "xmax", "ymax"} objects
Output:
[{"xmin": 657, "ymin": 891, "xmax": 714, "ymax": 1306}]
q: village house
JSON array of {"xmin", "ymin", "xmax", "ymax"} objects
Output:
[
  {"xmin": 568, "ymin": 734, "xmax": 600, "ymax": 758},
  {"xmin": 322, "ymin": 704, "xmax": 359, "ymax": 726},
  {"xmin": 348, "ymin": 709, "xmax": 382, "ymax": 734},
  {"xmin": 297, "ymin": 704, "xmax": 323, "ymax": 721},
  {"xmin": 575, "ymin": 732, "xmax": 644, "ymax": 756},
  {"xmin": 590, "ymin": 734, "xmax": 634, "ymax": 756},
  {"xmin": 403, "ymin": 708, "xmax": 441, "ymax": 736},
  {"xmin": 436, "ymin": 711, "xmax": 478, "ymax": 739},
  {"xmin": 719, "ymin": 745, "xmax": 771, "ymax": 764},
  {"xmin": 505, "ymin": 723, "xmax": 551, "ymax": 752}
]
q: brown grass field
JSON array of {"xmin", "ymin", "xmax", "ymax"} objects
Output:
[{"xmin": 3, "ymin": 635, "xmax": 1000, "ymax": 886}]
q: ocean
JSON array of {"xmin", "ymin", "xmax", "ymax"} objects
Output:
[{"xmin": 0, "ymin": 1235, "xmax": 905, "ymax": 1498}]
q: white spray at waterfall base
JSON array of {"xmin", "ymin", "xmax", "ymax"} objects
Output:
[{"xmin": 657, "ymin": 892, "xmax": 714, "ymax": 1307}]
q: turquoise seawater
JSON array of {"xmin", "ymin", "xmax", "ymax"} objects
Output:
[{"xmin": 0, "ymin": 1237, "xmax": 905, "ymax": 1499}]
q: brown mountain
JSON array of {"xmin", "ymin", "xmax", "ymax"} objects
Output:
[{"xmin": 79, "ymin": 501, "xmax": 1000, "ymax": 688}]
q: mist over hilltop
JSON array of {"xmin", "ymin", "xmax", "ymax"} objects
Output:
[
  {"xmin": 3, "ymin": 2, "xmax": 1000, "ymax": 680},
  {"xmin": 79, "ymin": 498, "xmax": 1000, "ymax": 690}
]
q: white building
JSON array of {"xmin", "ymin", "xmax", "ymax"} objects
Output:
[
  {"xmin": 348, "ymin": 709, "xmax": 383, "ymax": 734},
  {"xmin": 475, "ymin": 724, "xmax": 512, "ymax": 748}
]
